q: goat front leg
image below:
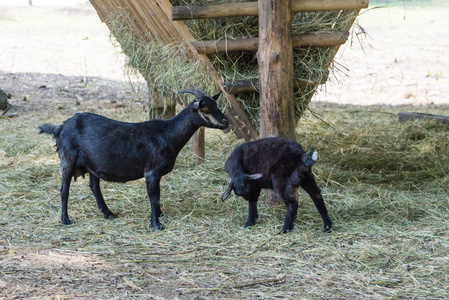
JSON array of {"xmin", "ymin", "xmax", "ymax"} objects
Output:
[
  {"xmin": 89, "ymin": 174, "xmax": 114, "ymax": 220},
  {"xmin": 244, "ymin": 188, "xmax": 261, "ymax": 228},
  {"xmin": 145, "ymin": 173, "xmax": 164, "ymax": 231},
  {"xmin": 300, "ymin": 170, "xmax": 332, "ymax": 232}
]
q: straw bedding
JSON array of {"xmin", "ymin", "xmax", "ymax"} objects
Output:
[{"xmin": 1, "ymin": 84, "xmax": 448, "ymax": 297}]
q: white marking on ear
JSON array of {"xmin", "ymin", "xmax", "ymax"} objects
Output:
[
  {"xmin": 246, "ymin": 173, "xmax": 263, "ymax": 180},
  {"xmin": 192, "ymin": 101, "xmax": 200, "ymax": 110}
]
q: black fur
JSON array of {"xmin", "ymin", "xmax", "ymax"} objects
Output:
[
  {"xmin": 39, "ymin": 88, "xmax": 228, "ymax": 230},
  {"xmin": 222, "ymin": 137, "xmax": 332, "ymax": 233}
]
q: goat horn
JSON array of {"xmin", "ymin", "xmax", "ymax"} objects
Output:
[
  {"xmin": 178, "ymin": 87, "xmax": 207, "ymax": 100},
  {"xmin": 193, "ymin": 86, "xmax": 208, "ymax": 95}
]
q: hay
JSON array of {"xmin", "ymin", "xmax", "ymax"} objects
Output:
[
  {"xmin": 107, "ymin": 0, "xmax": 360, "ymax": 123},
  {"xmin": 297, "ymin": 107, "xmax": 449, "ymax": 191},
  {"xmin": 1, "ymin": 88, "xmax": 449, "ymax": 298},
  {"xmin": 106, "ymin": 11, "xmax": 221, "ymax": 116}
]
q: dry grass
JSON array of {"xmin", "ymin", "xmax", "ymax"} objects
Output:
[{"xmin": 1, "ymin": 89, "xmax": 448, "ymax": 298}]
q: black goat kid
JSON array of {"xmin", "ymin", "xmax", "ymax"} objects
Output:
[
  {"xmin": 39, "ymin": 87, "xmax": 228, "ymax": 230},
  {"xmin": 221, "ymin": 137, "xmax": 332, "ymax": 233}
]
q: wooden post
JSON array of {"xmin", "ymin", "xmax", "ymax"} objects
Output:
[
  {"xmin": 193, "ymin": 127, "xmax": 205, "ymax": 164},
  {"xmin": 258, "ymin": 0, "xmax": 296, "ymax": 204}
]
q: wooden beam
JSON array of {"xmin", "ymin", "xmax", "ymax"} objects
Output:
[
  {"xmin": 258, "ymin": 0, "xmax": 295, "ymax": 204},
  {"xmin": 191, "ymin": 32, "xmax": 349, "ymax": 55},
  {"xmin": 171, "ymin": 0, "xmax": 369, "ymax": 20},
  {"xmin": 223, "ymin": 73, "xmax": 329, "ymax": 94}
]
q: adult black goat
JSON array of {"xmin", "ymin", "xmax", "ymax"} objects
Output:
[
  {"xmin": 221, "ymin": 137, "xmax": 332, "ymax": 233},
  {"xmin": 39, "ymin": 87, "xmax": 228, "ymax": 230}
]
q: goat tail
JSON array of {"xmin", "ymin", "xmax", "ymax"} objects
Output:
[
  {"xmin": 38, "ymin": 124, "xmax": 61, "ymax": 136},
  {"xmin": 302, "ymin": 150, "xmax": 318, "ymax": 167}
]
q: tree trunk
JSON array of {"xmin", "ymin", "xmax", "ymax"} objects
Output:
[{"xmin": 258, "ymin": 0, "xmax": 296, "ymax": 205}]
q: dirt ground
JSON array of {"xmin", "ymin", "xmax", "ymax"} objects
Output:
[
  {"xmin": 1, "ymin": 1, "xmax": 449, "ymax": 299},
  {"xmin": 315, "ymin": 1, "xmax": 449, "ymax": 107}
]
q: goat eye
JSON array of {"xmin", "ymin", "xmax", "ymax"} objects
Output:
[{"xmin": 202, "ymin": 107, "xmax": 209, "ymax": 112}]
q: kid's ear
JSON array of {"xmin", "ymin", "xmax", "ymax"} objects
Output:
[
  {"xmin": 245, "ymin": 173, "xmax": 263, "ymax": 180},
  {"xmin": 221, "ymin": 181, "xmax": 234, "ymax": 201}
]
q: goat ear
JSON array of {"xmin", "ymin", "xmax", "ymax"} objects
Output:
[
  {"xmin": 211, "ymin": 90, "xmax": 222, "ymax": 101},
  {"xmin": 302, "ymin": 151, "xmax": 318, "ymax": 167},
  {"xmin": 192, "ymin": 100, "xmax": 201, "ymax": 110},
  {"xmin": 245, "ymin": 173, "xmax": 263, "ymax": 180},
  {"xmin": 221, "ymin": 181, "xmax": 234, "ymax": 201}
]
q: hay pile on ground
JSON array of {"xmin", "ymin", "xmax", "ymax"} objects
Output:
[
  {"xmin": 108, "ymin": 0, "xmax": 359, "ymax": 124},
  {"xmin": 1, "ymin": 82, "xmax": 448, "ymax": 297}
]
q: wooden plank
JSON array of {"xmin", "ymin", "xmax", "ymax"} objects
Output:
[
  {"xmin": 119, "ymin": 0, "xmax": 147, "ymax": 34},
  {"xmin": 191, "ymin": 32, "xmax": 349, "ymax": 54},
  {"xmin": 108, "ymin": 0, "xmax": 146, "ymax": 40},
  {"xmin": 136, "ymin": 0, "xmax": 177, "ymax": 43},
  {"xmin": 150, "ymin": 0, "xmax": 184, "ymax": 43},
  {"xmin": 129, "ymin": 0, "xmax": 168, "ymax": 42},
  {"xmin": 398, "ymin": 112, "xmax": 449, "ymax": 125},
  {"xmin": 89, "ymin": 0, "xmax": 111, "ymax": 21},
  {"xmin": 171, "ymin": 0, "xmax": 369, "ymax": 20}
]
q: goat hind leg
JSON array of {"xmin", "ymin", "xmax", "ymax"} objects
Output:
[
  {"xmin": 281, "ymin": 193, "xmax": 298, "ymax": 233},
  {"xmin": 60, "ymin": 163, "xmax": 74, "ymax": 225},
  {"xmin": 60, "ymin": 177, "xmax": 72, "ymax": 225},
  {"xmin": 300, "ymin": 170, "xmax": 332, "ymax": 232},
  {"xmin": 244, "ymin": 189, "xmax": 261, "ymax": 228},
  {"xmin": 89, "ymin": 173, "xmax": 114, "ymax": 220},
  {"xmin": 273, "ymin": 178, "xmax": 298, "ymax": 233}
]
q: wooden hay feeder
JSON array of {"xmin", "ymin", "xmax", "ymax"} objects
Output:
[{"xmin": 88, "ymin": 0, "xmax": 369, "ymax": 163}]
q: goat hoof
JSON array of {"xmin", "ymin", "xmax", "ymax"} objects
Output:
[
  {"xmin": 323, "ymin": 225, "xmax": 332, "ymax": 233},
  {"xmin": 61, "ymin": 217, "xmax": 71, "ymax": 225},
  {"xmin": 244, "ymin": 222, "xmax": 255, "ymax": 228},
  {"xmin": 152, "ymin": 223, "xmax": 164, "ymax": 231},
  {"xmin": 104, "ymin": 212, "xmax": 115, "ymax": 220},
  {"xmin": 281, "ymin": 226, "xmax": 293, "ymax": 234}
]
